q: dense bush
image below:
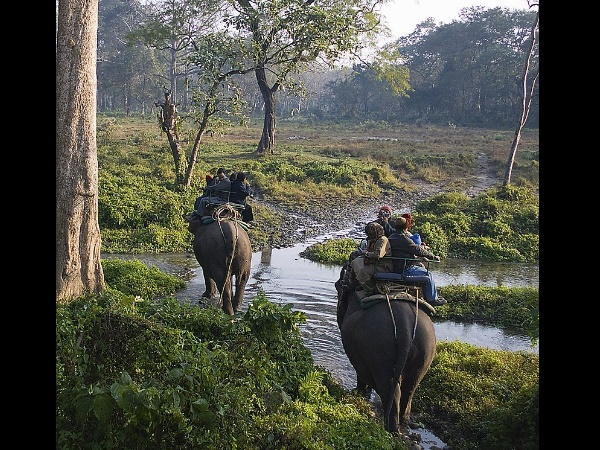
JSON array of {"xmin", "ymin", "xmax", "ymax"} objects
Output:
[
  {"xmin": 57, "ymin": 259, "xmax": 539, "ymax": 449},
  {"xmin": 412, "ymin": 185, "xmax": 538, "ymax": 262},
  {"xmin": 415, "ymin": 341, "xmax": 539, "ymax": 450},
  {"xmin": 56, "ymin": 288, "xmax": 407, "ymax": 450},
  {"xmin": 101, "ymin": 258, "xmax": 186, "ymax": 299}
]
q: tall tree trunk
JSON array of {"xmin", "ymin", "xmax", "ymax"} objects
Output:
[
  {"xmin": 255, "ymin": 67, "xmax": 277, "ymax": 155},
  {"xmin": 156, "ymin": 90, "xmax": 186, "ymax": 187},
  {"xmin": 504, "ymin": 7, "xmax": 539, "ymax": 186},
  {"xmin": 56, "ymin": 0, "xmax": 105, "ymax": 302}
]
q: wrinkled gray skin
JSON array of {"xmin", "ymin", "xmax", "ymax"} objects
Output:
[
  {"xmin": 335, "ymin": 277, "xmax": 436, "ymax": 434},
  {"xmin": 188, "ymin": 219, "xmax": 252, "ymax": 315}
]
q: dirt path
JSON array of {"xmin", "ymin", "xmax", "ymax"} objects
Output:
[{"xmin": 464, "ymin": 152, "xmax": 500, "ymax": 197}]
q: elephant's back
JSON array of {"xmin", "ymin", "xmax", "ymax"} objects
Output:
[
  {"xmin": 341, "ymin": 300, "xmax": 436, "ymax": 365},
  {"xmin": 194, "ymin": 220, "xmax": 252, "ymax": 260}
]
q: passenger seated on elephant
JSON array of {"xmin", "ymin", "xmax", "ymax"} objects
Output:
[
  {"xmin": 350, "ymin": 222, "xmax": 393, "ymax": 295},
  {"xmin": 388, "ymin": 216, "xmax": 446, "ymax": 306},
  {"xmin": 192, "ymin": 171, "xmax": 221, "ymax": 215},
  {"xmin": 230, "ymin": 171, "xmax": 254, "ymax": 223},
  {"xmin": 196, "ymin": 175, "xmax": 232, "ymax": 218},
  {"xmin": 401, "ymin": 212, "xmax": 428, "ymax": 247},
  {"xmin": 375, "ymin": 205, "xmax": 395, "ymax": 237}
]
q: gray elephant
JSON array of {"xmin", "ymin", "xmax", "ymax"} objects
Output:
[
  {"xmin": 188, "ymin": 217, "xmax": 252, "ymax": 315},
  {"xmin": 335, "ymin": 276, "xmax": 436, "ymax": 434}
]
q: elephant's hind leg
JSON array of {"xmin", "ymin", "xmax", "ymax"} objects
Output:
[
  {"xmin": 220, "ymin": 279, "xmax": 235, "ymax": 315},
  {"xmin": 232, "ymin": 272, "xmax": 249, "ymax": 313}
]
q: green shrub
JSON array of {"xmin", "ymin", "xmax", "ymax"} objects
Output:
[
  {"xmin": 102, "ymin": 258, "xmax": 186, "ymax": 299},
  {"xmin": 435, "ymin": 285, "xmax": 539, "ymax": 341},
  {"xmin": 300, "ymin": 238, "xmax": 359, "ymax": 266},
  {"xmin": 57, "ymin": 290, "xmax": 407, "ymax": 450},
  {"xmin": 415, "ymin": 341, "xmax": 539, "ymax": 450}
]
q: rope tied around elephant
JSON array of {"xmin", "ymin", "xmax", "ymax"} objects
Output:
[{"xmin": 212, "ymin": 204, "xmax": 241, "ymax": 308}]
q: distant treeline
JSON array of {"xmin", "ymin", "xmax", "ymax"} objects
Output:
[{"xmin": 98, "ymin": 0, "xmax": 538, "ymax": 128}]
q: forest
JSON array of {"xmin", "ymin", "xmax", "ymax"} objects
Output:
[{"xmin": 97, "ymin": 0, "xmax": 539, "ymax": 129}]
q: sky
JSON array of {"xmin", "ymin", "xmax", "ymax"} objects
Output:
[{"xmin": 379, "ymin": 0, "xmax": 534, "ymax": 39}]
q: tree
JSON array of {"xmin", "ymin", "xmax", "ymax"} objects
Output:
[
  {"xmin": 504, "ymin": 2, "xmax": 539, "ymax": 186},
  {"xmin": 97, "ymin": 0, "xmax": 161, "ymax": 115},
  {"xmin": 181, "ymin": 32, "xmax": 254, "ymax": 188},
  {"xmin": 395, "ymin": 7, "xmax": 538, "ymax": 126},
  {"xmin": 128, "ymin": 0, "xmax": 222, "ymax": 108},
  {"xmin": 153, "ymin": 31, "xmax": 253, "ymax": 189},
  {"xmin": 226, "ymin": 0, "xmax": 385, "ymax": 154},
  {"xmin": 56, "ymin": 0, "xmax": 105, "ymax": 302},
  {"xmin": 130, "ymin": 0, "xmax": 225, "ymax": 187}
]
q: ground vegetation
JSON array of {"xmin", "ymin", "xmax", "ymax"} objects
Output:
[
  {"xmin": 96, "ymin": 115, "xmax": 538, "ymax": 254},
  {"xmin": 57, "ymin": 259, "xmax": 539, "ymax": 450}
]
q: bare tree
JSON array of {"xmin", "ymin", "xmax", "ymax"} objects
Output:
[
  {"xmin": 504, "ymin": 2, "xmax": 539, "ymax": 186},
  {"xmin": 56, "ymin": 0, "xmax": 105, "ymax": 302}
]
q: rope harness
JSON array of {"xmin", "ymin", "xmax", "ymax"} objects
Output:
[{"xmin": 211, "ymin": 204, "xmax": 241, "ymax": 306}]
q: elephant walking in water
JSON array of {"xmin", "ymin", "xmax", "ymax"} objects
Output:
[
  {"xmin": 335, "ymin": 277, "xmax": 436, "ymax": 434},
  {"xmin": 188, "ymin": 217, "xmax": 252, "ymax": 315}
]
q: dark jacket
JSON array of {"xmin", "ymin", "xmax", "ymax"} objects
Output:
[
  {"xmin": 229, "ymin": 180, "xmax": 251, "ymax": 204},
  {"xmin": 205, "ymin": 178, "xmax": 232, "ymax": 202},
  {"xmin": 375, "ymin": 218, "xmax": 395, "ymax": 237},
  {"xmin": 387, "ymin": 230, "xmax": 436, "ymax": 273}
]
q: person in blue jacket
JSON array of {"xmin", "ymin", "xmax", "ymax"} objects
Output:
[{"xmin": 388, "ymin": 216, "xmax": 447, "ymax": 306}]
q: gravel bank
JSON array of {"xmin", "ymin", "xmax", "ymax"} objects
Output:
[{"xmin": 252, "ymin": 183, "xmax": 444, "ymax": 249}]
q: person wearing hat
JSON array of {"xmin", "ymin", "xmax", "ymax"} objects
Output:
[
  {"xmin": 388, "ymin": 216, "xmax": 447, "ymax": 306},
  {"xmin": 375, "ymin": 205, "xmax": 395, "ymax": 237},
  {"xmin": 350, "ymin": 222, "xmax": 394, "ymax": 295}
]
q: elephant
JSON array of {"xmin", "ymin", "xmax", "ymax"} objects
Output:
[
  {"xmin": 187, "ymin": 217, "xmax": 252, "ymax": 315},
  {"xmin": 335, "ymin": 271, "xmax": 436, "ymax": 434}
]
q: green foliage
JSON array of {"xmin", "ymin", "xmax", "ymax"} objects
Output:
[
  {"xmin": 57, "ymin": 289, "xmax": 408, "ymax": 450},
  {"xmin": 415, "ymin": 186, "xmax": 538, "ymax": 261},
  {"xmin": 413, "ymin": 222, "xmax": 449, "ymax": 257},
  {"xmin": 415, "ymin": 191, "xmax": 471, "ymax": 216},
  {"xmin": 102, "ymin": 258, "xmax": 186, "ymax": 300},
  {"xmin": 435, "ymin": 285, "xmax": 539, "ymax": 344},
  {"xmin": 98, "ymin": 174, "xmax": 186, "ymax": 229},
  {"xmin": 415, "ymin": 342, "xmax": 539, "ymax": 450},
  {"xmin": 258, "ymin": 386, "xmax": 406, "ymax": 449},
  {"xmin": 450, "ymin": 236, "xmax": 526, "ymax": 261},
  {"xmin": 300, "ymin": 238, "xmax": 359, "ymax": 265}
]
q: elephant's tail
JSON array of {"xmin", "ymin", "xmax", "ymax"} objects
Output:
[{"xmin": 384, "ymin": 299, "xmax": 415, "ymax": 429}]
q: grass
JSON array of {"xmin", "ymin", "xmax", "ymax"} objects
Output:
[{"xmin": 96, "ymin": 114, "xmax": 539, "ymax": 254}]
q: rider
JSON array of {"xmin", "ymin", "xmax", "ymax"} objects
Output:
[
  {"xmin": 230, "ymin": 171, "xmax": 254, "ymax": 223},
  {"xmin": 350, "ymin": 222, "xmax": 393, "ymax": 295},
  {"xmin": 401, "ymin": 212, "xmax": 425, "ymax": 246},
  {"xmin": 195, "ymin": 168, "xmax": 232, "ymax": 217},
  {"xmin": 387, "ymin": 216, "xmax": 447, "ymax": 306},
  {"xmin": 375, "ymin": 205, "xmax": 395, "ymax": 237}
]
